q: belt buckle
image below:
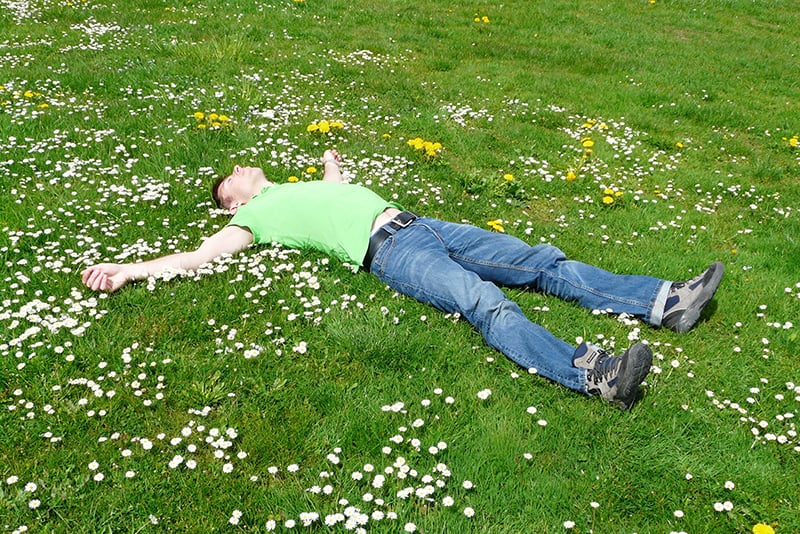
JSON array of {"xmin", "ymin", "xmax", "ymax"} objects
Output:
[{"xmin": 392, "ymin": 211, "xmax": 416, "ymax": 228}]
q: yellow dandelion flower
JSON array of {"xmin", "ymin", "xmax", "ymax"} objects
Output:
[
  {"xmin": 208, "ymin": 113, "xmax": 219, "ymax": 122},
  {"xmin": 615, "ymin": 190, "xmax": 623, "ymax": 197},
  {"xmin": 38, "ymin": 103, "xmax": 49, "ymax": 109},
  {"xmin": 197, "ymin": 123, "xmax": 207, "ymax": 129},
  {"xmin": 383, "ymin": 133, "xmax": 392, "ymax": 139},
  {"xmin": 582, "ymin": 120, "xmax": 595, "ymax": 129},
  {"xmin": 598, "ymin": 122, "xmax": 608, "ymax": 130},
  {"xmin": 219, "ymin": 114, "xmax": 230, "ymax": 122},
  {"xmin": 193, "ymin": 111, "xmax": 205, "ymax": 120},
  {"xmin": 330, "ymin": 121, "xmax": 344, "ymax": 129},
  {"xmin": 306, "ymin": 166, "xmax": 317, "ymax": 174},
  {"xmin": 752, "ymin": 524, "xmax": 775, "ymax": 534},
  {"xmin": 503, "ymin": 173, "xmax": 514, "ymax": 182},
  {"xmin": 482, "ymin": 16, "xmax": 490, "ymax": 23},
  {"xmin": 423, "ymin": 141, "xmax": 442, "ymax": 157},
  {"xmin": 23, "ymin": 90, "xmax": 34, "ymax": 98},
  {"xmin": 408, "ymin": 137, "xmax": 425, "ymax": 150},
  {"xmin": 307, "ymin": 123, "xmax": 319, "ymax": 132},
  {"xmin": 317, "ymin": 120, "xmax": 331, "ymax": 133},
  {"xmin": 676, "ymin": 141, "xmax": 685, "ymax": 148},
  {"xmin": 789, "ymin": 136, "xmax": 799, "ymax": 148},
  {"xmin": 408, "ymin": 137, "xmax": 441, "ymax": 157},
  {"xmin": 602, "ymin": 196, "xmax": 615, "ymax": 205},
  {"xmin": 581, "ymin": 137, "xmax": 594, "ymax": 148},
  {"xmin": 603, "ymin": 188, "xmax": 615, "ymax": 196},
  {"xmin": 566, "ymin": 171, "xmax": 577, "ymax": 181},
  {"xmin": 287, "ymin": 176, "xmax": 299, "ymax": 183},
  {"xmin": 487, "ymin": 219, "xmax": 505, "ymax": 232}
]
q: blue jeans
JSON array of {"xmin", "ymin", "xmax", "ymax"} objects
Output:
[{"xmin": 368, "ymin": 218, "xmax": 670, "ymax": 393}]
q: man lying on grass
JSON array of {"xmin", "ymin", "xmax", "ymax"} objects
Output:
[{"xmin": 82, "ymin": 149, "xmax": 724, "ymax": 410}]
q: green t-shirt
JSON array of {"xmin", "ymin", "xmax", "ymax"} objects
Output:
[{"xmin": 228, "ymin": 181, "xmax": 402, "ymax": 265}]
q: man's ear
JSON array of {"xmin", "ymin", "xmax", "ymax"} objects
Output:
[{"xmin": 229, "ymin": 203, "xmax": 240, "ymax": 215}]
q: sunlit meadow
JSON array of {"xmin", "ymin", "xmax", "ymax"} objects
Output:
[{"xmin": 1, "ymin": 0, "xmax": 798, "ymax": 532}]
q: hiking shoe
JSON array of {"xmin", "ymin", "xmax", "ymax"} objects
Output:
[
  {"xmin": 573, "ymin": 342, "xmax": 653, "ymax": 410},
  {"xmin": 662, "ymin": 262, "xmax": 724, "ymax": 333}
]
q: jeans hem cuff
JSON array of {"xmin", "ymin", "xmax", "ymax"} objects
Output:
[{"xmin": 648, "ymin": 280, "xmax": 671, "ymax": 326}]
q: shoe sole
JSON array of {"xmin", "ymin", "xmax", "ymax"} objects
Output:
[
  {"xmin": 672, "ymin": 262, "xmax": 725, "ymax": 333},
  {"xmin": 613, "ymin": 343, "xmax": 653, "ymax": 410}
]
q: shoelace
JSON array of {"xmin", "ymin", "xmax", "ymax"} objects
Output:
[
  {"xmin": 665, "ymin": 274, "xmax": 706, "ymax": 315},
  {"xmin": 586, "ymin": 350, "xmax": 619, "ymax": 386},
  {"xmin": 671, "ymin": 271, "xmax": 707, "ymax": 298}
]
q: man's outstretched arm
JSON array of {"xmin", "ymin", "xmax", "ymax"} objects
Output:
[{"xmin": 81, "ymin": 225, "xmax": 254, "ymax": 292}]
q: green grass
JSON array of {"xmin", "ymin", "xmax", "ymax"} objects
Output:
[{"xmin": 1, "ymin": 0, "xmax": 799, "ymax": 532}]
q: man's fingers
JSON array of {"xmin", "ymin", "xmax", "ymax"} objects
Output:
[
  {"xmin": 94, "ymin": 273, "xmax": 109, "ymax": 292},
  {"xmin": 84, "ymin": 268, "xmax": 106, "ymax": 291},
  {"xmin": 87, "ymin": 270, "xmax": 101, "ymax": 290},
  {"xmin": 82, "ymin": 268, "xmax": 97, "ymax": 287},
  {"xmin": 80, "ymin": 267, "xmax": 94, "ymax": 284}
]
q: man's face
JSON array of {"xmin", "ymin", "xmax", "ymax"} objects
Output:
[{"xmin": 217, "ymin": 166, "xmax": 266, "ymax": 212}]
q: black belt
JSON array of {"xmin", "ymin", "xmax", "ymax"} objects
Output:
[{"xmin": 362, "ymin": 210, "xmax": 418, "ymax": 271}]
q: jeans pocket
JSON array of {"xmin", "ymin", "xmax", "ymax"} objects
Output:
[{"xmin": 370, "ymin": 235, "xmax": 395, "ymax": 276}]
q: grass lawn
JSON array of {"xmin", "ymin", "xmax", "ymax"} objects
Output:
[{"xmin": 1, "ymin": 0, "xmax": 798, "ymax": 532}]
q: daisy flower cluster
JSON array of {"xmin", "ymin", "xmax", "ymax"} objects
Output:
[
  {"xmin": 0, "ymin": 78, "xmax": 68, "ymax": 124},
  {"xmin": 512, "ymin": 108, "xmax": 684, "ymax": 203},
  {"xmin": 439, "ymin": 101, "xmax": 494, "ymax": 128},
  {"xmin": 5, "ymin": 342, "xmax": 171, "ymax": 427},
  {"xmin": 325, "ymin": 48, "xmax": 409, "ymax": 70},
  {"xmin": 60, "ymin": 17, "xmax": 128, "ymax": 53},
  {"xmin": 2, "ymin": 286, "xmax": 108, "ymax": 350},
  {"xmin": 0, "ymin": 0, "xmax": 64, "ymax": 24},
  {"xmin": 707, "ymin": 378, "xmax": 799, "ymax": 452},
  {"xmin": 702, "ymin": 294, "xmax": 798, "ymax": 453},
  {"xmin": 238, "ymin": 69, "xmax": 345, "ymax": 130},
  {"xmin": 249, "ymin": 389, "xmax": 479, "ymax": 531}
]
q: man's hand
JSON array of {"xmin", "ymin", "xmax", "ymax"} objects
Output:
[
  {"xmin": 321, "ymin": 149, "xmax": 342, "ymax": 166},
  {"xmin": 321, "ymin": 149, "xmax": 344, "ymax": 183},
  {"xmin": 81, "ymin": 263, "xmax": 131, "ymax": 293}
]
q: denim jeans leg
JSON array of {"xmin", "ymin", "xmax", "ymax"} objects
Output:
[
  {"xmin": 423, "ymin": 219, "xmax": 670, "ymax": 325},
  {"xmin": 370, "ymin": 221, "xmax": 586, "ymax": 391}
]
